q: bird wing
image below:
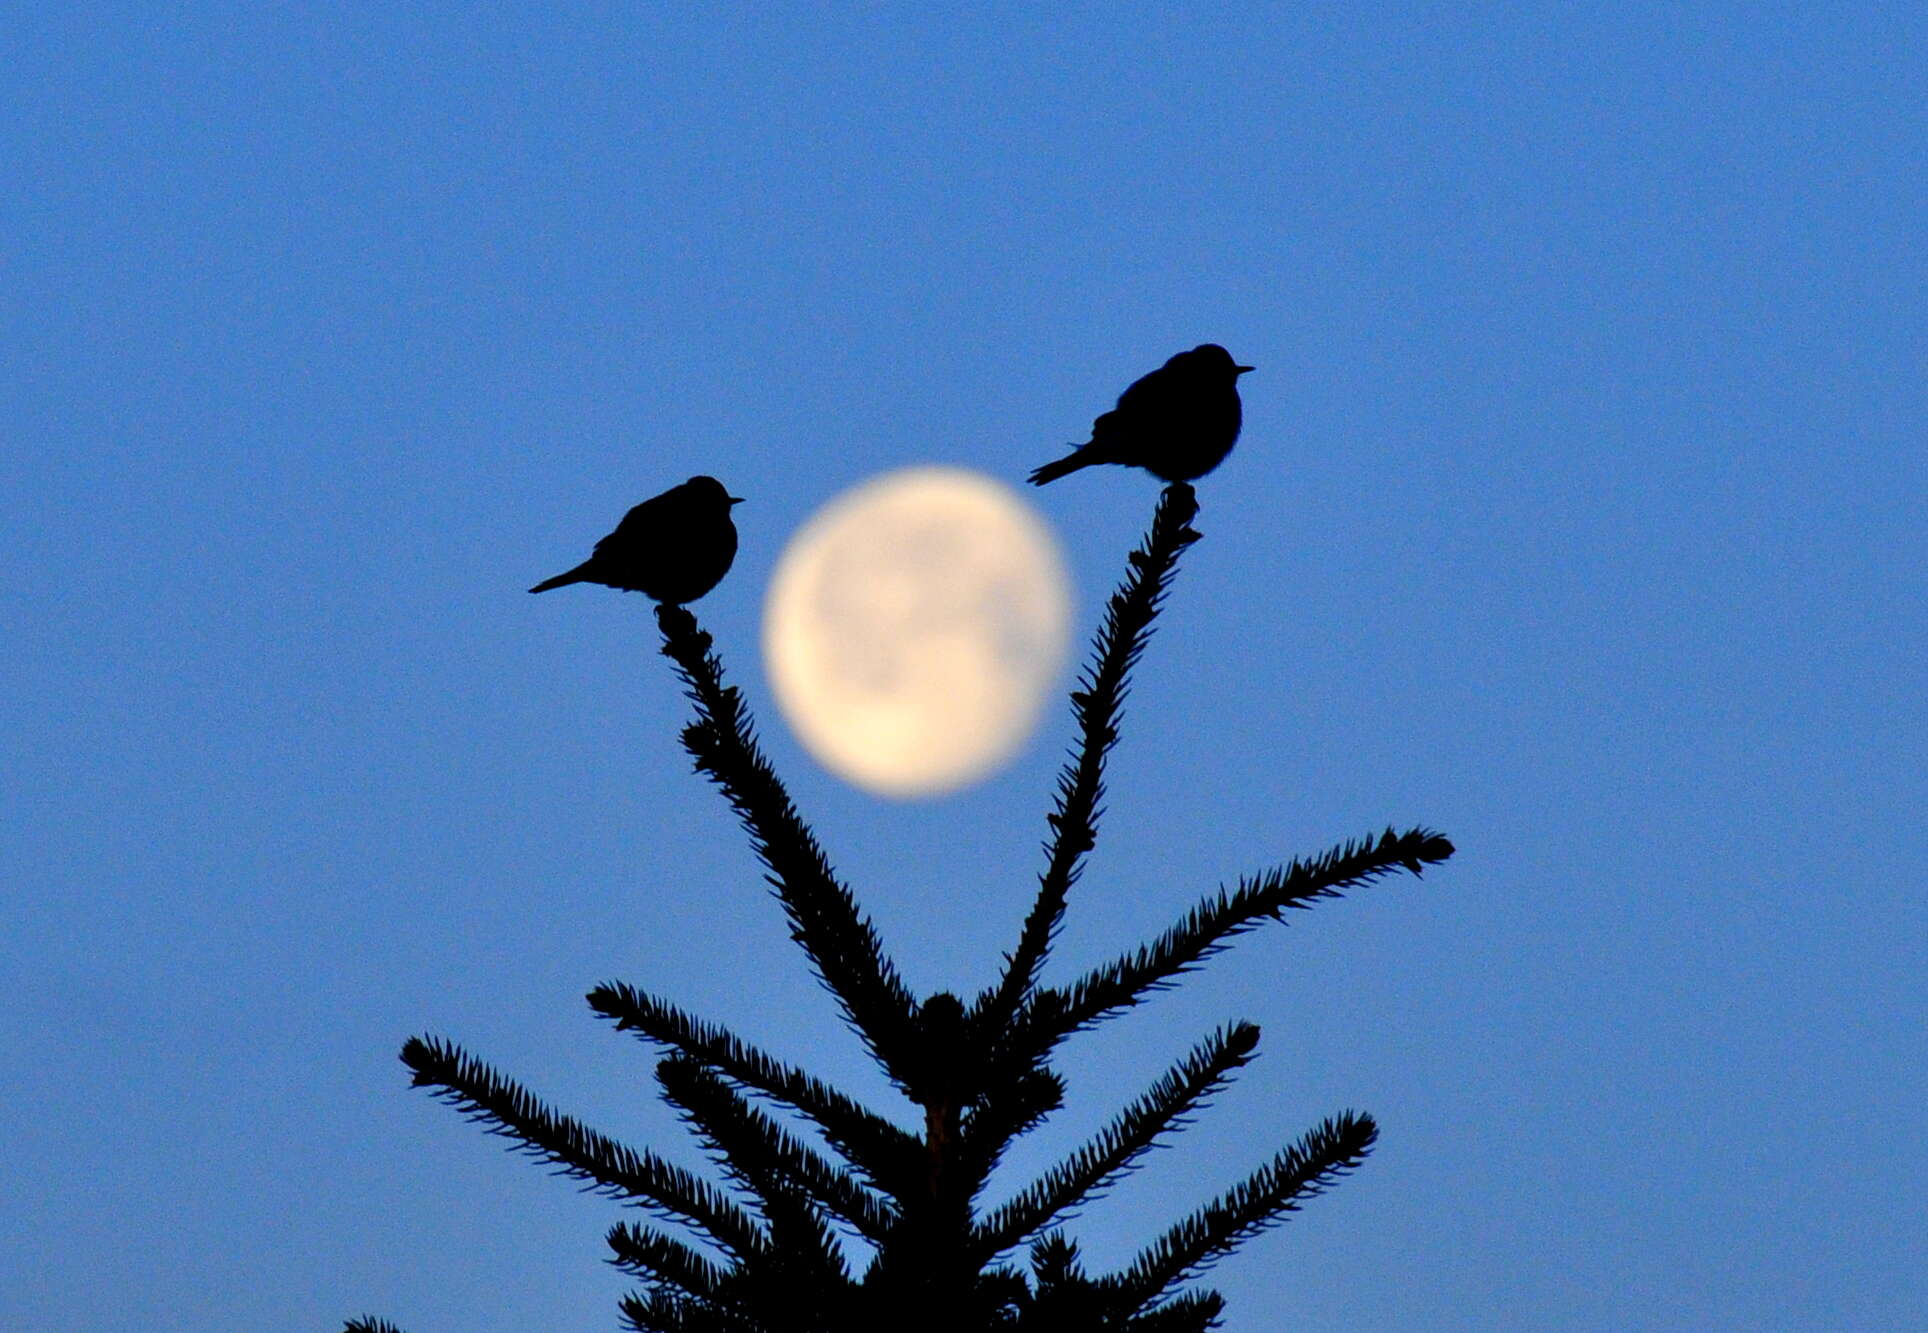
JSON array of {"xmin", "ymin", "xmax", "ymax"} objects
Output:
[
  {"xmin": 594, "ymin": 494, "xmax": 664, "ymax": 557},
  {"xmin": 1112, "ymin": 362, "xmax": 1173, "ymax": 416}
]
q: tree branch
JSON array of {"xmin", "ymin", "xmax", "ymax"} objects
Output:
[
  {"xmin": 1120, "ymin": 1290, "xmax": 1226, "ymax": 1333},
  {"xmin": 655, "ymin": 1054, "xmax": 889, "ymax": 1250},
  {"xmin": 1021, "ymin": 827, "xmax": 1454, "ymax": 1058},
  {"xmin": 655, "ymin": 605, "xmax": 920, "ymax": 1087},
  {"xmin": 587, "ymin": 981, "xmax": 923, "ymax": 1201},
  {"xmin": 1104, "ymin": 1111, "xmax": 1378, "ymax": 1311},
  {"xmin": 978, "ymin": 482, "xmax": 1202, "ymax": 1040},
  {"xmin": 977, "ymin": 1022, "xmax": 1261, "ymax": 1257},
  {"xmin": 606, "ymin": 1222, "xmax": 733, "ymax": 1301},
  {"xmin": 618, "ymin": 1290, "xmax": 761, "ymax": 1333},
  {"xmin": 400, "ymin": 1035, "xmax": 766, "ymax": 1261}
]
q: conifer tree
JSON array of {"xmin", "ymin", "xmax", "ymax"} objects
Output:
[{"xmin": 351, "ymin": 482, "xmax": 1452, "ymax": 1331}]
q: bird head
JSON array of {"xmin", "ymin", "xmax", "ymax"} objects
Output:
[
  {"xmin": 1179, "ymin": 344, "xmax": 1255, "ymax": 378},
  {"xmin": 685, "ymin": 475, "xmax": 746, "ymax": 507}
]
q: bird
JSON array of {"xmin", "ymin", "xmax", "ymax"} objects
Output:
[
  {"xmin": 528, "ymin": 475, "xmax": 743, "ymax": 603},
  {"xmin": 1028, "ymin": 343, "xmax": 1254, "ymax": 486}
]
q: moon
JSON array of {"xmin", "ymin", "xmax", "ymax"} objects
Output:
[{"xmin": 763, "ymin": 466, "xmax": 1072, "ymax": 798}]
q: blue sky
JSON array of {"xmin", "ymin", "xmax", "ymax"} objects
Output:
[{"xmin": 4, "ymin": 6, "xmax": 1923, "ymax": 1329}]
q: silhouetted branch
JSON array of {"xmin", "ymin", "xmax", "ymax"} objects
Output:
[
  {"xmin": 1030, "ymin": 1230, "xmax": 1086, "ymax": 1288},
  {"xmin": 342, "ymin": 1319, "xmax": 406, "ymax": 1333},
  {"xmin": 656, "ymin": 1054, "xmax": 887, "ymax": 1251},
  {"xmin": 1012, "ymin": 1233, "xmax": 1122, "ymax": 1330},
  {"xmin": 975, "ymin": 1265, "xmax": 1034, "ymax": 1322},
  {"xmin": 588, "ymin": 981, "xmax": 923, "ymax": 1199},
  {"xmin": 977, "ymin": 1022, "xmax": 1261, "ymax": 1258},
  {"xmin": 400, "ymin": 1035, "xmax": 766, "ymax": 1261},
  {"xmin": 980, "ymin": 482, "xmax": 1202, "ymax": 1040},
  {"xmin": 655, "ymin": 605, "xmax": 920, "ymax": 1085},
  {"xmin": 1105, "ymin": 1111, "xmax": 1378, "ymax": 1311},
  {"xmin": 1120, "ymin": 1290, "xmax": 1227, "ymax": 1333},
  {"xmin": 618, "ymin": 1290, "xmax": 760, "ymax": 1333},
  {"xmin": 655, "ymin": 1062, "xmax": 848, "ymax": 1280},
  {"xmin": 953, "ymin": 1065, "xmax": 1067, "ymax": 1203},
  {"xmin": 1024, "ymin": 827, "xmax": 1454, "ymax": 1057},
  {"xmin": 606, "ymin": 1222, "xmax": 733, "ymax": 1300}
]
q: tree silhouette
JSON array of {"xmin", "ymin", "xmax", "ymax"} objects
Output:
[{"xmin": 353, "ymin": 482, "xmax": 1452, "ymax": 1331}]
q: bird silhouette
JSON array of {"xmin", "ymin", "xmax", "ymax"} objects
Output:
[
  {"xmin": 1028, "ymin": 343, "xmax": 1254, "ymax": 486},
  {"xmin": 529, "ymin": 475, "xmax": 743, "ymax": 603}
]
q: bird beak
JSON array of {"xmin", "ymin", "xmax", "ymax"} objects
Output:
[
  {"xmin": 728, "ymin": 495, "xmax": 745, "ymax": 505},
  {"xmin": 1235, "ymin": 365, "xmax": 1255, "ymax": 375}
]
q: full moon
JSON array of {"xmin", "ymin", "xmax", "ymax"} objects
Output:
[{"xmin": 763, "ymin": 466, "xmax": 1072, "ymax": 798}]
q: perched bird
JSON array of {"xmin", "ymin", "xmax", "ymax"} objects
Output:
[
  {"xmin": 529, "ymin": 475, "xmax": 743, "ymax": 603},
  {"xmin": 1028, "ymin": 343, "xmax": 1254, "ymax": 486}
]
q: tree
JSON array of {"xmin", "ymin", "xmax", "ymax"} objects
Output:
[{"xmin": 351, "ymin": 482, "xmax": 1452, "ymax": 1331}]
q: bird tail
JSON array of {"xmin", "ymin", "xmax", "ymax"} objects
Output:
[
  {"xmin": 529, "ymin": 563, "xmax": 591, "ymax": 594},
  {"xmin": 1027, "ymin": 448, "xmax": 1094, "ymax": 486}
]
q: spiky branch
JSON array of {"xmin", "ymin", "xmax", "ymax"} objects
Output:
[
  {"xmin": 654, "ymin": 1055, "xmax": 875, "ymax": 1259},
  {"xmin": 1105, "ymin": 1111, "xmax": 1379, "ymax": 1311},
  {"xmin": 976, "ymin": 1022, "xmax": 1261, "ymax": 1258},
  {"xmin": 607, "ymin": 1221, "xmax": 734, "ymax": 1302},
  {"xmin": 656, "ymin": 604, "xmax": 922, "ymax": 1088},
  {"xmin": 587, "ymin": 981, "xmax": 920, "ymax": 1208},
  {"xmin": 1016, "ymin": 826, "xmax": 1455, "ymax": 1063},
  {"xmin": 979, "ymin": 483, "xmax": 1202, "ymax": 1040},
  {"xmin": 618, "ymin": 1288, "xmax": 762, "ymax": 1333},
  {"xmin": 399, "ymin": 1036, "xmax": 767, "ymax": 1261}
]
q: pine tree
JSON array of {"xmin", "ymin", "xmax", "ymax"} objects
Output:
[{"xmin": 353, "ymin": 482, "xmax": 1452, "ymax": 1331}]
